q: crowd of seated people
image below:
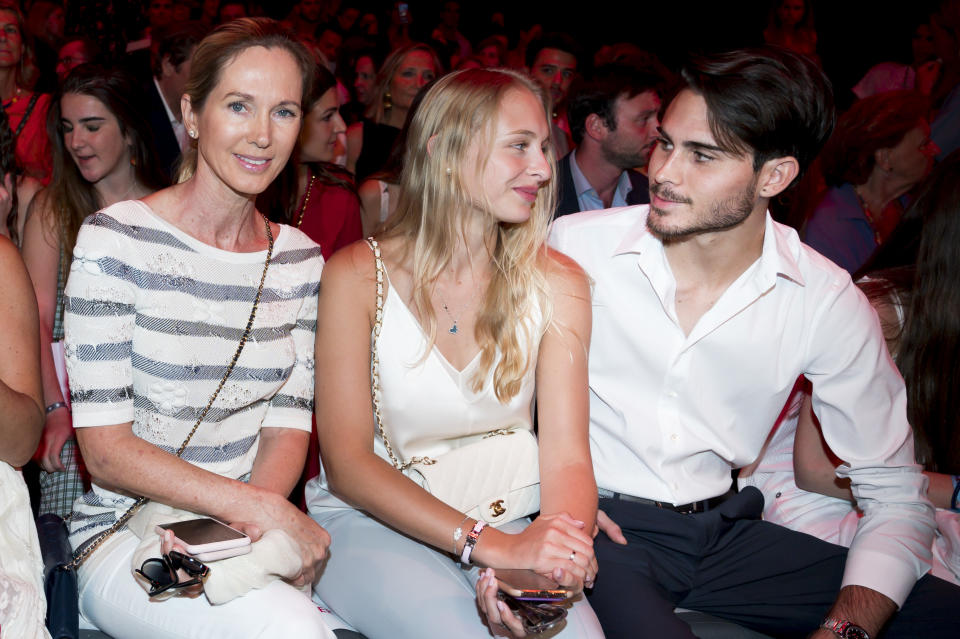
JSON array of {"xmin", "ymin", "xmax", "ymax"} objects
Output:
[{"xmin": 0, "ymin": 1, "xmax": 960, "ymax": 638}]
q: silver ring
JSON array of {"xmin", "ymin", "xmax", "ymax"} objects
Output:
[{"xmin": 569, "ymin": 551, "xmax": 576, "ymax": 561}]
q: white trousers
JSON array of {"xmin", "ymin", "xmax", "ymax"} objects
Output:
[
  {"xmin": 78, "ymin": 531, "xmax": 334, "ymax": 639},
  {"xmin": 311, "ymin": 507, "xmax": 605, "ymax": 639}
]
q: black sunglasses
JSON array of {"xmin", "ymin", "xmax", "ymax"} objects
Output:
[
  {"xmin": 497, "ymin": 592, "xmax": 568, "ymax": 634},
  {"xmin": 135, "ymin": 550, "xmax": 210, "ymax": 597}
]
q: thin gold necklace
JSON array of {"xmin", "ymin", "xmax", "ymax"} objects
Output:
[{"xmin": 295, "ymin": 171, "xmax": 317, "ymax": 228}]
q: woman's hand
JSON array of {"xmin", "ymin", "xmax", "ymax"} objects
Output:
[
  {"xmin": 245, "ymin": 491, "xmax": 331, "ymax": 587},
  {"xmin": 33, "ymin": 407, "xmax": 73, "ymax": 472},
  {"xmin": 482, "ymin": 512, "xmax": 597, "ymax": 589},
  {"xmin": 476, "ymin": 568, "xmax": 527, "ymax": 638}
]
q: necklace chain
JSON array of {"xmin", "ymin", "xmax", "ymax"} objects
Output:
[
  {"xmin": 435, "ymin": 275, "xmax": 483, "ymax": 335},
  {"xmin": 295, "ymin": 171, "xmax": 317, "ymax": 228}
]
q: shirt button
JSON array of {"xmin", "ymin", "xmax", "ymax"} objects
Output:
[
  {"xmin": 670, "ymin": 433, "xmax": 679, "ymax": 441},
  {"xmin": 666, "ymin": 390, "xmax": 678, "ymax": 398}
]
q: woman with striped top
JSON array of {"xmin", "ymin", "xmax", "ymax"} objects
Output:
[{"xmin": 63, "ymin": 19, "xmax": 333, "ymax": 638}]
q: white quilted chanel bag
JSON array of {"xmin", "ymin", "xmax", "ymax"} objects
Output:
[
  {"xmin": 368, "ymin": 239, "xmax": 541, "ymax": 528},
  {"xmin": 403, "ymin": 429, "xmax": 541, "ymax": 526}
]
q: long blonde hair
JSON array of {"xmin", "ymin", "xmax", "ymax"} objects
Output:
[{"xmin": 380, "ymin": 68, "xmax": 557, "ymax": 402}]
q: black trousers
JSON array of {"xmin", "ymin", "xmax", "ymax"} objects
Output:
[{"xmin": 587, "ymin": 487, "xmax": 960, "ymax": 638}]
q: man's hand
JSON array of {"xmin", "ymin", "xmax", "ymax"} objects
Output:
[
  {"xmin": 593, "ymin": 509, "xmax": 627, "ymax": 545},
  {"xmin": 813, "ymin": 585, "xmax": 897, "ymax": 638}
]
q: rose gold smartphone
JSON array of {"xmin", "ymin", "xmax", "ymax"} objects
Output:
[
  {"xmin": 155, "ymin": 518, "xmax": 251, "ymax": 561},
  {"xmin": 495, "ymin": 569, "xmax": 574, "ymax": 602}
]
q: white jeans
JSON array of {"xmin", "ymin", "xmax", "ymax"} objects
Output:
[
  {"xmin": 311, "ymin": 507, "xmax": 605, "ymax": 639},
  {"xmin": 78, "ymin": 531, "xmax": 334, "ymax": 639}
]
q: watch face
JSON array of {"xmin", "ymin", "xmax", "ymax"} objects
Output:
[{"xmin": 843, "ymin": 627, "xmax": 870, "ymax": 639}]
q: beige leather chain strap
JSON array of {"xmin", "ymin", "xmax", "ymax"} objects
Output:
[
  {"xmin": 367, "ymin": 237, "xmax": 436, "ymax": 472},
  {"xmin": 70, "ymin": 216, "xmax": 275, "ymax": 569}
]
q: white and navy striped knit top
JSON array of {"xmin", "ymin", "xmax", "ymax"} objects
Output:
[{"xmin": 64, "ymin": 200, "xmax": 323, "ymax": 549}]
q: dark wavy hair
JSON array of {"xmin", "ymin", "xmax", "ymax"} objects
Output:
[
  {"xmin": 259, "ymin": 63, "xmax": 356, "ymax": 224},
  {"xmin": 680, "ymin": 46, "xmax": 835, "ymax": 183},
  {"xmin": 0, "ymin": 109, "xmax": 19, "ymax": 243},
  {"xmin": 892, "ymin": 150, "xmax": 960, "ymax": 473},
  {"xmin": 45, "ymin": 64, "xmax": 166, "ymax": 283},
  {"xmin": 567, "ymin": 64, "xmax": 663, "ymax": 146}
]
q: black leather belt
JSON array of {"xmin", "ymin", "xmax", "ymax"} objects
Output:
[{"xmin": 598, "ymin": 488, "xmax": 732, "ymax": 514}]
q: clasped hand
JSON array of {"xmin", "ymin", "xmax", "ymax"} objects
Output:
[
  {"xmin": 476, "ymin": 512, "xmax": 598, "ymax": 636},
  {"xmin": 508, "ymin": 512, "xmax": 598, "ymax": 588}
]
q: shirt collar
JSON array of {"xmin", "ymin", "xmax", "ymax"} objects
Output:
[
  {"xmin": 153, "ymin": 76, "xmax": 178, "ymax": 126},
  {"xmin": 612, "ymin": 206, "xmax": 806, "ymax": 287},
  {"xmin": 570, "ymin": 150, "xmax": 633, "ymax": 201}
]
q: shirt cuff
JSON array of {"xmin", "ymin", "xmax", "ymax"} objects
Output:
[{"xmin": 841, "ymin": 548, "xmax": 923, "ymax": 608}]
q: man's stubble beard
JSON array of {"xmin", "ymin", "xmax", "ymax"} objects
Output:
[{"xmin": 647, "ymin": 174, "xmax": 759, "ymax": 241}]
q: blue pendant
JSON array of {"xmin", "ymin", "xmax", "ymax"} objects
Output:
[{"xmin": 449, "ymin": 323, "xmax": 458, "ymax": 334}]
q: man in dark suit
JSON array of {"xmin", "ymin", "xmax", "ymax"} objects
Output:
[
  {"xmin": 143, "ymin": 23, "xmax": 207, "ymax": 183},
  {"xmin": 555, "ymin": 65, "xmax": 663, "ymax": 218}
]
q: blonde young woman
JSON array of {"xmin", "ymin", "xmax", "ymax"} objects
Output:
[{"xmin": 307, "ymin": 68, "xmax": 604, "ymax": 638}]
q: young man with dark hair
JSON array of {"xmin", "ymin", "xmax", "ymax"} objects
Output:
[
  {"xmin": 549, "ymin": 47, "xmax": 959, "ymax": 638},
  {"xmin": 555, "ymin": 65, "xmax": 663, "ymax": 218}
]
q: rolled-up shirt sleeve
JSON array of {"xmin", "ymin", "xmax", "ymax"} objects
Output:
[{"xmin": 806, "ymin": 276, "xmax": 934, "ymax": 607}]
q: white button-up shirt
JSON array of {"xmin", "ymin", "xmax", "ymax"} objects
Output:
[{"xmin": 549, "ymin": 205, "xmax": 935, "ymax": 607}]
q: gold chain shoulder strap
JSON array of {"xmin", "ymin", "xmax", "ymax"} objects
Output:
[
  {"xmin": 366, "ymin": 237, "xmax": 435, "ymax": 472},
  {"xmin": 70, "ymin": 216, "xmax": 275, "ymax": 568}
]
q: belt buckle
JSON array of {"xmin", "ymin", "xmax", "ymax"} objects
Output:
[
  {"xmin": 673, "ymin": 501, "xmax": 700, "ymax": 515},
  {"xmin": 653, "ymin": 500, "xmax": 690, "ymax": 514}
]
